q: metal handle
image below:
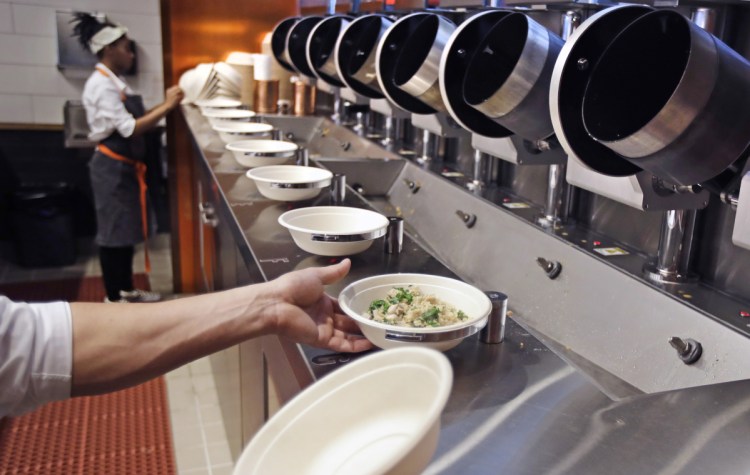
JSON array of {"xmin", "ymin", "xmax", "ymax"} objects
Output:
[
  {"xmin": 537, "ymin": 257, "xmax": 562, "ymax": 279},
  {"xmin": 199, "ymin": 202, "xmax": 218, "ymax": 228},
  {"xmin": 456, "ymin": 210, "xmax": 477, "ymax": 228}
]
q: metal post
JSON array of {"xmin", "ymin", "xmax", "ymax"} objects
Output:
[
  {"xmin": 331, "ymin": 88, "xmax": 343, "ymax": 124},
  {"xmin": 538, "ymin": 11, "xmax": 581, "ymax": 229},
  {"xmin": 327, "ymin": 0, "xmax": 336, "ymax": 15},
  {"xmin": 644, "ymin": 209, "xmax": 698, "ymax": 284},
  {"xmin": 419, "ymin": 129, "xmax": 438, "ymax": 163},
  {"xmin": 643, "ymin": 7, "xmax": 715, "ymax": 285}
]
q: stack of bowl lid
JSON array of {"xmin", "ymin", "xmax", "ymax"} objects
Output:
[{"xmin": 179, "ymin": 62, "xmax": 242, "ymax": 104}]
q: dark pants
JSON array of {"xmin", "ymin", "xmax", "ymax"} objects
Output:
[{"xmin": 100, "ymin": 245, "xmax": 134, "ymax": 301}]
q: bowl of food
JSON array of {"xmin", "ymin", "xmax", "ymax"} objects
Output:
[
  {"xmin": 232, "ymin": 346, "xmax": 452, "ymax": 475},
  {"xmin": 226, "ymin": 139, "xmax": 299, "ymax": 168},
  {"xmin": 339, "ymin": 273, "xmax": 492, "ymax": 351},
  {"xmin": 278, "ymin": 206, "xmax": 388, "ymax": 256},
  {"xmin": 246, "ymin": 165, "xmax": 333, "ymax": 201},
  {"xmin": 202, "ymin": 108, "xmax": 256, "ymax": 127},
  {"xmin": 213, "ymin": 122, "xmax": 275, "ymax": 143}
]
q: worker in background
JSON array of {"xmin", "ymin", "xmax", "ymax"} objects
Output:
[{"xmin": 73, "ymin": 12, "xmax": 184, "ymax": 303}]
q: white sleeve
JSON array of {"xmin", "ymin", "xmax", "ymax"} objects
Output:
[
  {"xmin": 84, "ymin": 75, "xmax": 137, "ymax": 141},
  {"xmin": 0, "ymin": 296, "xmax": 73, "ymax": 418}
]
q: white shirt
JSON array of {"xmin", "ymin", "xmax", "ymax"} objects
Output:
[
  {"xmin": 83, "ymin": 63, "xmax": 137, "ymax": 142},
  {"xmin": 0, "ymin": 296, "xmax": 72, "ymax": 418}
]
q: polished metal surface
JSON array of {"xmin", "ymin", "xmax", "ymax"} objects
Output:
[
  {"xmin": 306, "ymin": 15, "xmax": 352, "ymax": 87},
  {"xmin": 644, "ymin": 209, "xmax": 699, "ymax": 284},
  {"xmin": 479, "ymin": 291, "xmax": 507, "ymax": 344},
  {"xmin": 269, "ymin": 180, "xmax": 331, "ymax": 189},
  {"xmin": 463, "ymin": 13, "xmax": 561, "ymax": 141},
  {"xmin": 335, "ymin": 14, "xmax": 394, "ymax": 98},
  {"xmin": 582, "ymin": 11, "xmax": 717, "ymax": 161},
  {"xmin": 565, "ymin": 7, "xmax": 750, "ymax": 186},
  {"xmin": 183, "ymin": 105, "xmax": 750, "ymax": 474},
  {"xmin": 392, "ymin": 13, "xmax": 455, "ymax": 112},
  {"xmin": 310, "ymin": 228, "xmax": 386, "ymax": 242}
]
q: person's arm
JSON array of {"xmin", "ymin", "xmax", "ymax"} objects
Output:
[
  {"xmin": 130, "ymin": 85, "xmax": 184, "ymax": 137},
  {"xmin": 69, "ymin": 259, "xmax": 371, "ymax": 396}
]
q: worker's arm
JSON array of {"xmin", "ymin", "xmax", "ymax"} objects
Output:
[
  {"xmin": 130, "ymin": 85, "xmax": 184, "ymax": 137},
  {"xmin": 69, "ymin": 259, "xmax": 371, "ymax": 396}
]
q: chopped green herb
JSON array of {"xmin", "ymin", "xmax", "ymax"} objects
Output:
[
  {"xmin": 394, "ymin": 287, "xmax": 414, "ymax": 304},
  {"xmin": 421, "ymin": 306, "xmax": 440, "ymax": 326},
  {"xmin": 368, "ymin": 299, "xmax": 388, "ymax": 316},
  {"xmin": 457, "ymin": 310, "xmax": 467, "ymax": 320}
]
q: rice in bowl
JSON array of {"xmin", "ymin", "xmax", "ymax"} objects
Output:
[{"xmin": 364, "ymin": 285, "xmax": 468, "ymax": 328}]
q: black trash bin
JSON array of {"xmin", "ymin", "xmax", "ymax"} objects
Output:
[{"xmin": 9, "ymin": 183, "xmax": 77, "ymax": 267}]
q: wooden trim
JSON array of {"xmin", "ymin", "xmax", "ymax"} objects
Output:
[
  {"xmin": 0, "ymin": 123, "xmax": 65, "ymax": 131},
  {"xmin": 160, "ymin": 0, "xmax": 297, "ymax": 292}
]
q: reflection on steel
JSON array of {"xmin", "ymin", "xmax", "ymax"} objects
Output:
[{"xmin": 644, "ymin": 209, "xmax": 699, "ymax": 284}]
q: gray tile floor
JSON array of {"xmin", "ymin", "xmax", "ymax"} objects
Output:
[{"xmin": 0, "ymin": 234, "xmax": 233, "ymax": 475}]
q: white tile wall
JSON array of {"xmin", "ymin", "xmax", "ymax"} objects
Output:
[
  {"xmin": 0, "ymin": 0, "xmax": 163, "ymax": 125},
  {"xmin": 0, "ymin": 4, "xmax": 13, "ymax": 33},
  {"xmin": 12, "ymin": 3, "xmax": 56, "ymax": 36},
  {"xmin": 32, "ymin": 94, "xmax": 66, "ymax": 122},
  {"xmin": 0, "ymin": 93, "xmax": 33, "ymax": 122}
]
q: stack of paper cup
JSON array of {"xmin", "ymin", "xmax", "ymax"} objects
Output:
[
  {"xmin": 226, "ymin": 51, "xmax": 255, "ymax": 109},
  {"xmin": 261, "ymin": 32, "xmax": 294, "ymax": 108},
  {"xmin": 254, "ymin": 54, "xmax": 279, "ymax": 114}
]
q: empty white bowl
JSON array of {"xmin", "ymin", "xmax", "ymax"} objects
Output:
[
  {"xmin": 339, "ymin": 274, "xmax": 492, "ymax": 351},
  {"xmin": 247, "ymin": 165, "xmax": 333, "ymax": 201},
  {"xmin": 195, "ymin": 96, "xmax": 242, "ymax": 111},
  {"xmin": 233, "ymin": 347, "xmax": 453, "ymax": 475},
  {"xmin": 213, "ymin": 122, "xmax": 274, "ymax": 143},
  {"xmin": 202, "ymin": 108, "xmax": 256, "ymax": 127},
  {"xmin": 226, "ymin": 139, "xmax": 298, "ymax": 167},
  {"xmin": 278, "ymin": 206, "xmax": 389, "ymax": 256}
]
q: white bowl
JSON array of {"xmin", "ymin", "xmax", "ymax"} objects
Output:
[
  {"xmin": 339, "ymin": 274, "xmax": 492, "ymax": 351},
  {"xmin": 195, "ymin": 96, "xmax": 242, "ymax": 111},
  {"xmin": 226, "ymin": 139, "xmax": 298, "ymax": 167},
  {"xmin": 213, "ymin": 122, "xmax": 274, "ymax": 143},
  {"xmin": 202, "ymin": 108, "xmax": 256, "ymax": 127},
  {"xmin": 278, "ymin": 206, "xmax": 389, "ymax": 256},
  {"xmin": 247, "ymin": 165, "xmax": 333, "ymax": 201},
  {"xmin": 233, "ymin": 347, "xmax": 453, "ymax": 475}
]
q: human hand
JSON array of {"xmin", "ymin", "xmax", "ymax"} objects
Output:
[
  {"xmin": 164, "ymin": 86, "xmax": 184, "ymax": 109},
  {"xmin": 267, "ymin": 259, "xmax": 373, "ymax": 353}
]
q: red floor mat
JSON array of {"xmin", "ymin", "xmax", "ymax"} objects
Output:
[{"xmin": 0, "ymin": 274, "xmax": 177, "ymax": 475}]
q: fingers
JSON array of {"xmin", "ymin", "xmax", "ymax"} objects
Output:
[
  {"xmin": 314, "ymin": 258, "xmax": 351, "ymax": 286},
  {"xmin": 328, "ymin": 330, "xmax": 374, "ymax": 353}
]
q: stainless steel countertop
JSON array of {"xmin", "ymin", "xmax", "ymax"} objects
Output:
[{"xmin": 183, "ymin": 106, "xmax": 750, "ymax": 475}]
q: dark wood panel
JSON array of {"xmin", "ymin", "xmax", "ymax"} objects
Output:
[{"xmin": 160, "ymin": 0, "xmax": 297, "ymax": 292}]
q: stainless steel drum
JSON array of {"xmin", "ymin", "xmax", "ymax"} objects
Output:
[
  {"xmin": 335, "ymin": 14, "xmax": 394, "ymax": 99},
  {"xmin": 271, "ymin": 17, "xmax": 300, "ymax": 73},
  {"xmin": 550, "ymin": 5, "xmax": 657, "ymax": 177},
  {"xmin": 376, "ymin": 12, "xmax": 457, "ymax": 114},
  {"xmin": 391, "ymin": 13, "xmax": 455, "ymax": 112},
  {"xmin": 439, "ymin": 9, "xmax": 515, "ymax": 138},
  {"xmin": 581, "ymin": 9, "xmax": 750, "ymax": 186},
  {"xmin": 286, "ymin": 16, "xmax": 324, "ymax": 79},
  {"xmin": 461, "ymin": 12, "xmax": 563, "ymax": 141},
  {"xmin": 306, "ymin": 15, "xmax": 353, "ymax": 88}
]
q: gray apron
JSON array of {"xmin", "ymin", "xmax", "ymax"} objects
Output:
[{"xmin": 89, "ymin": 92, "xmax": 154, "ymax": 247}]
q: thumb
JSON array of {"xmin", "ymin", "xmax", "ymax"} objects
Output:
[{"xmin": 314, "ymin": 258, "xmax": 351, "ymax": 286}]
